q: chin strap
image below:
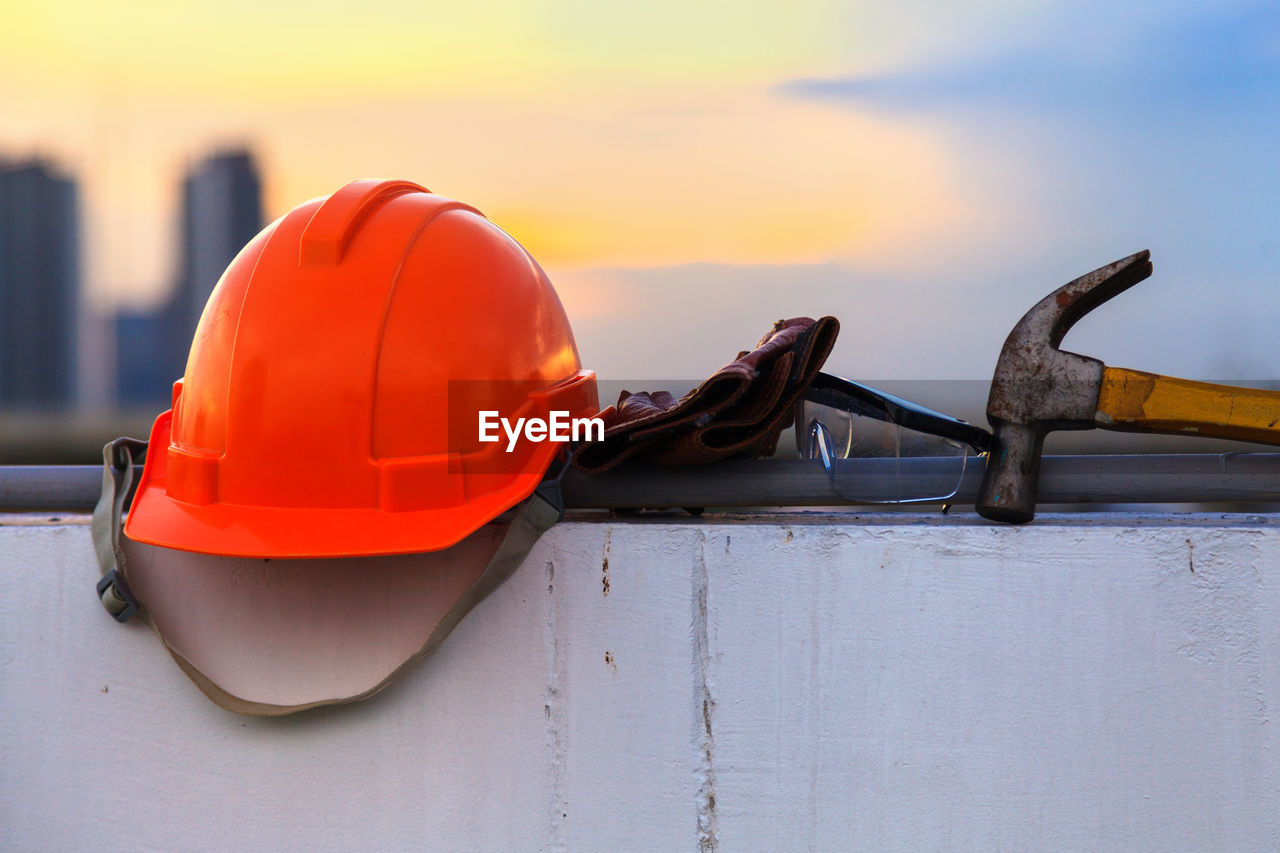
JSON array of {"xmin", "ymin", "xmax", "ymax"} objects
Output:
[
  {"xmin": 92, "ymin": 438, "xmax": 148, "ymax": 622},
  {"xmin": 90, "ymin": 438, "xmax": 570, "ymax": 715}
]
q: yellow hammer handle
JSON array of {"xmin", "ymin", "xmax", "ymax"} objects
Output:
[{"xmin": 1096, "ymin": 367, "xmax": 1280, "ymax": 446}]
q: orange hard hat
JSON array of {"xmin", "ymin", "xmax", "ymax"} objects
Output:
[{"xmin": 123, "ymin": 179, "xmax": 597, "ymax": 558}]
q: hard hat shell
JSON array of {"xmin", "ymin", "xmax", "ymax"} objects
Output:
[{"xmin": 125, "ymin": 179, "xmax": 597, "ymax": 558}]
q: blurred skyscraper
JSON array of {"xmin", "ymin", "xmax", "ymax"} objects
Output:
[
  {"xmin": 0, "ymin": 160, "xmax": 79, "ymax": 409},
  {"xmin": 115, "ymin": 149, "xmax": 263, "ymax": 405},
  {"xmin": 173, "ymin": 150, "xmax": 263, "ymax": 342}
]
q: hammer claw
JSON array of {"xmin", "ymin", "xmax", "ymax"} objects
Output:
[{"xmin": 1045, "ymin": 250, "xmax": 1152, "ymax": 348}]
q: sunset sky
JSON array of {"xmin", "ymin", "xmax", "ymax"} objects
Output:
[{"xmin": 2, "ymin": 0, "xmax": 1278, "ymax": 380}]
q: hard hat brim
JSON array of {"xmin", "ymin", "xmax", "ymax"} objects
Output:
[{"xmin": 124, "ymin": 410, "xmax": 561, "ymax": 558}]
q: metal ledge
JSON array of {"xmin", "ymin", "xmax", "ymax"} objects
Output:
[{"xmin": 3, "ymin": 454, "xmax": 1280, "ymax": 511}]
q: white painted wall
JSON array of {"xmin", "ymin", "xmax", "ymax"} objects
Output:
[{"xmin": 3, "ymin": 513, "xmax": 1279, "ymax": 851}]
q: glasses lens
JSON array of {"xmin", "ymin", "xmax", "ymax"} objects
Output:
[{"xmin": 795, "ymin": 398, "xmax": 969, "ymax": 503}]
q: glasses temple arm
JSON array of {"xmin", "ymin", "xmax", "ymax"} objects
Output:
[{"xmin": 804, "ymin": 372, "xmax": 992, "ymax": 453}]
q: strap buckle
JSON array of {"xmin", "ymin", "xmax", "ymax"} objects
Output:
[{"xmin": 97, "ymin": 569, "xmax": 140, "ymax": 623}]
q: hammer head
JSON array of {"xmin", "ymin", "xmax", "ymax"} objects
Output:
[{"xmin": 976, "ymin": 250, "xmax": 1153, "ymax": 523}]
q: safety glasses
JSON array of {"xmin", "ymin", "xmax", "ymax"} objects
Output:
[{"xmin": 796, "ymin": 373, "xmax": 992, "ymax": 504}]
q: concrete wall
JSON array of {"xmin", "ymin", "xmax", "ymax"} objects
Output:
[{"xmin": 3, "ymin": 512, "xmax": 1279, "ymax": 851}]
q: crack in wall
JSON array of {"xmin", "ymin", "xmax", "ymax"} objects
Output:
[
  {"xmin": 601, "ymin": 529, "xmax": 612, "ymax": 597},
  {"xmin": 692, "ymin": 532, "xmax": 719, "ymax": 852},
  {"xmin": 544, "ymin": 558, "xmax": 569, "ymax": 853}
]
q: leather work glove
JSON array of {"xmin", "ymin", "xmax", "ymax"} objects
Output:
[{"xmin": 573, "ymin": 316, "xmax": 840, "ymax": 474}]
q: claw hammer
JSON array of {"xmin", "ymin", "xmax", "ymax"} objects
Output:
[{"xmin": 977, "ymin": 249, "xmax": 1280, "ymax": 523}]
